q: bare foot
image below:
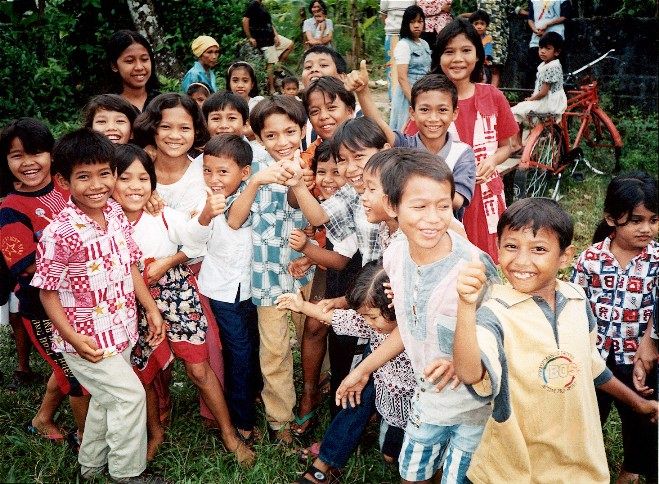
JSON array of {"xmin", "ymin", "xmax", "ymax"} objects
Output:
[
  {"xmin": 225, "ymin": 434, "xmax": 255, "ymax": 467},
  {"xmin": 30, "ymin": 417, "xmax": 64, "ymax": 439},
  {"xmin": 147, "ymin": 426, "xmax": 166, "ymax": 461}
]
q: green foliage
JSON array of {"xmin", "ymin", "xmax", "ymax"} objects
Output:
[{"xmin": 614, "ymin": 108, "xmax": 658, "ymax": 176}]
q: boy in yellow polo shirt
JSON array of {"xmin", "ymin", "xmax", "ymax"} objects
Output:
[{"xmin": 453, "ymin": 198, "xmax": 658, "ymax": 483}]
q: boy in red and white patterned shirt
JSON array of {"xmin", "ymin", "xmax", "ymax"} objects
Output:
[{"xmin": 31, "ymin": 129, "xmax": 165, "ymax": 482}]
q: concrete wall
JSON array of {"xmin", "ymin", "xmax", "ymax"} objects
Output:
[{"xmin": 501, "ymin": 16, "xmax": 657, "ymax": 112}]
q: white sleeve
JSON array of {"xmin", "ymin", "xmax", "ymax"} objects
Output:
[
  {"xmin": 393, "ymin": 40, "xmax": 411, "ymax": 64},
  {"xmin": 329, "ymin": 233, "xmax": 358, "ymax": 258},
  {"xmin": 162, "ymin": 206, "xmax": 210, "ymax": 258}
]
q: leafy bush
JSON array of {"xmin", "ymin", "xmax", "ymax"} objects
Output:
[{"xmin": 615, "ymin": 108, "xmax": 658, "ymax": 175}]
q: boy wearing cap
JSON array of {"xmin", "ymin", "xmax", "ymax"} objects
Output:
[{"xmin": 182, "ymin": 35, "xmax": 220, "ymax": 94}]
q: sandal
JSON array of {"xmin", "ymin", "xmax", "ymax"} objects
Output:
[
  {"xmin": 292, "ymin": 408, "xmax": 319, "ymax": 438},
  {"xmin": 24, "ymin": 421, "xmax": 65, "ymax": 442},
  {"xmin": 295, "ymin": 464, "xmax": 330, "ymax": 484}
]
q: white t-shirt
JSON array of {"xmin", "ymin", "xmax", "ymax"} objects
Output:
[
  {"xmin": 156, "ymin": 154, "xmax": 206, "ymax": 218},
  {"xmin": 380, "ymin": 0, "xmax": 416, "ymax": 34}
]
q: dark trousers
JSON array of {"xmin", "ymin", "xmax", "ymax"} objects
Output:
[{"xmin": 209, "ymin": 289, "xmax": 261, "ymax": 431}]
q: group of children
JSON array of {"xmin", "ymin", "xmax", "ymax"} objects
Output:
[{"xmin": 0, "ymin": 16, "xmax": 657, "ymax": 484}]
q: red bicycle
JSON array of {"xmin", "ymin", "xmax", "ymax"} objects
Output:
[{"xmin": 513, "ymin": 50, "xmax": 623, "ymax": 200}]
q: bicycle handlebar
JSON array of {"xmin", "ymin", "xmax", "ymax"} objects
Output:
[{"xmin": 565, "ymin": 49, "xmax": 617, "ymax": 78}]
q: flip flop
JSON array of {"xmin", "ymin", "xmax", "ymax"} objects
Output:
[
  {"xmin": 24, "ymin": 421, "xmax": 65, "ymax": 441},
  {"xmin": 292, "ymin": 408, "xmax": 318, "ymax": 438}
]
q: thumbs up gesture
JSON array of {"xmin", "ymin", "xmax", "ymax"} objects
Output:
[
  {"xmin": 456, "ymin": 253, "xmax": 487, "ymax": 305},
  {"xmin": 281, "ymin": 150, "xmax": 305, "ymax": 187},
  {"xmin": 344, "ymin": 59, "xmax": 370, "ymax": 94},
  {"xmin": 198, "ymin": 186, "xmax": 226, "ymax": 226}
]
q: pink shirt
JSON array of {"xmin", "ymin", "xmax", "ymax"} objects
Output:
[{"xmin": 31, "ymin": 198, "xmax": 142, "ymax": 354}]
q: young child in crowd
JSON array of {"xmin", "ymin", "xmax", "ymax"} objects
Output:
[
  {"xmin": 389, "ymin": 5, "xmax": 431, "ymax": 132},
  {"xmin": 195, "ymin": 134, "xmax": 262, "ymax": 448},
  {"xmin": 31, "ymin": 129, "xmax": 165, "ymax": 482},
  {"xmin": 337, "ymin": 149, "xmax": 499, "ymax": 483},
  {"xmin": 434, "ymin": 19, "xmax": 519, "ymax": 262},
  {"xmin": 277, "ymin": 259, "xmax": 414, "ymax": 484},
  {"xmin": 468, "ymin": 10, "xmax": 493, "ymax": 83},
  {"xmin": 280, "ymin": 76, "xmax": 301, "ymax": 98},
  {"xmin": 182, "ymin": 35, "xmax": 219, "ymax": 94},
  {"xmin": 512, "ymin": 31, "xmax": 567, "ymax": 125},
  {"xmin": 344, "ymin": 64, "xmax": 475, "ymax": 220},
  {"xmin": 226, "ymin": 62, "xmax": 264, "ymax": 112},
  {"xmin": 225, "ymin": 96, "xmax": 314, "ymax": 444},
  {"xmin": 187, "ymin": 82, "xmax": 212, "ymax": 108},
  {"xmin": 0, "ymin": 118, "xmax": 88, "ymax": 445},
  {"xmin": 572, "ymin": 172, "xmax": 658, "ymax": 483},
  {"xmin": 106, "ymin": 30, "xmax": 161, "ymax": 113},
  {"xmin": 111, "ymin": 142, "xmax": 255, "ymax": 466},
  {"xmin": 83, "ymin": 93, "xmax": 139, "ymax": 145},
  {"xmin": 453, "ymin": 197, "xmax": 658, "ymax": 483}
]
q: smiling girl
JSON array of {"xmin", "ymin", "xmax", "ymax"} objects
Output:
[{"xmin": 83, "ymin": 94, "xmax": 139, "ymax": 145}]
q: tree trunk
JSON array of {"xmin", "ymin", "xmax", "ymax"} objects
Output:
[{"xmin": 126, "ymin": 0, "xmax": 181, "ymax": 78}]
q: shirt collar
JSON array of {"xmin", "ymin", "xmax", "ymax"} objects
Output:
[{"xmin": 491, "ymin": 279, "xmax": 585, "ymax": 307}]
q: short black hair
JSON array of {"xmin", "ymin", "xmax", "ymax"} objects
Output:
[
  {"xmin": 539, "ymin": 31, "xmax": 564, "ymax": 52},
  {"xmin": 329, "ymin": 117, "xmax": 387, "ymax": 160},
  {"xmin": 303, "ymin": 46, "xmax": 348, "ymax": 74},
  {"xmin": 497, "ymin": 198, "xmax": 574, "ymax": 251},
  {"xmin": 249, "ymin": 96, "xmax": 307, "ymax": 137},
  {"xmin": 469, "ymin": 9, "xmax": 490, "ymax": 26},
  {"xmin": 106, "ymin": 30, "xmax": 160, "ymax": 94},
  {"xmin": 186, "ymin": 82, "xmax": 212, "ymax": 97},
  {"xmin": 202, "ymin": 91, "xmax": 249, "ymax": 125},
  {"xmin": 346, "ymin": 259, "xmax": 396, "ymax": 322},
  {"xmin": 82, "ymin": 94, "xmax": 140, "ymax": 130},
  {"xmin": 302, "ymin": 76, "xmax": 356, "ymax": 115},
  {"xmin": 400, "ymin": 5, "xmax": 425, "ymax": 40},
  {"xmin": 132, "ymin": 92, "xmax": 209, "ymax": 149},
  {"xmin": 0, "ymin": 118, "xmax": 55, "ymax": 196},
  {"xmin": 308, "ymin": 0, "xmax": 327, "ymax": 14},
  {"xmin": 411, "ymin": 74, "xmax": 458, "ymax": 109},
  {"xmin": 433, "ymin": 18, "xmax": 485, "ymax": 83},
  {"xmin": 114, "ymin": 143, "xmax": 157, "ymax": 191},
  {"xmin": 204, "ymin": 134, "xmax": 253, "ymax": 168},
  {"xmin": 380, "ymin": 148, "xmax": 454, "ymax": 209},
  {"xmin": 52, "ymin": 128, "xmax": 116, "ymax": 181},
  {"xmin": 226, "ymin": 62, "xmax": 260, "ymax": 98},
  {"xmin": 281, "ymin": 76, "xmax": 300, "ymax": 88},
  {"xmin": 364, "ymin": 148, "xmax": 398, "ymax": 176},
  {"xmin": 311, "ymin": 140, "xmax": 333, "ymax": 173}
]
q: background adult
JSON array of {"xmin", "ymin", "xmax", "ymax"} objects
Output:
[
  {"xmin": 181, "ymin": 36, "xmax": 220, "ymax": 94},
  {"xmin": 380, "ymin": 0, "xmax": 416, "ymax": 100},
  {"xmin": 303, "ymin": 1, "xmax": 334, "ymax": 49},
  {"xmin": 416, "ymin": 0, "xmax": 453, "ymax": 46}
]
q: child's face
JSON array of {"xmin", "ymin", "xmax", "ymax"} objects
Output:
[
  {"xmin": 6, "ymin": 137, "xmax": 51, "ymax": 192},
  {"xmin": 361, "ymin": 169, "xmax": 390, "ymax": 224},
  {"xmin": 114, "ymin": 42, "xmax": 151, "ymax": 90},
  {"xmin": 315, "ymin": 158, "xmax": 345, "ymax": 199},
  {"xmin": 440, "ymin": 34, "xmax": 479, "ymax": 84},
  {"xmin": 358, "ymin": 306, "xmax": 397, "ymax": 335},
  {"xmin": 92, "ymin": 109, "xmax": 132, "ymax": 144},
  {"xmin": 498, "ymin": 226, "xmax": 573, "ymax": 302},
  {"xmin": 607, "ymin": 204, "xmax": 659, "ymax": 253},
  {"xmin": 259, "ymin": 113, "xmax": 305, "ymax": 162},
  {"xmin": 302, "ymin": 53, "xmax": 340, "ymax": 86},
  {"xmin": 155, "ymin": 106, "xmax": 195, "ymax": 159},
  {"xmin": 191, "ymin": 91, "xmax": 209, "ymax": 109},
  {"xmin": 410, "ymin": 91, "xmax": 457, "ymax": 143},
  {"xmin": 390, "ymin": 175, "xmax": 453, "ymax": 264},
  {"xmin": 335, "ymin": 144, "xmax": 381, "ymax": 194},
  {"xmin": 306, "ymin": 91, "xmax": 354, "ymax": 141},
  {"xmin": 203, "ymin": 154, "xmax": 250, "ymax": 197},
  {"xmin": 207, "ymin": 108, "xmax": 246, "ymax": 136},
  {"xmin": 410, "ymin": 15, "xmax": 424, "ymax": 38},
  {"xmin": 112, "ymin": 159, "xmax": 151, "ymax": 218},
  {"xmin": 539, "ymin": 45, "xmax": 559, "ymax": 62},
  {"xmin": 282, "ymin": 82, "xmax": 299, "ymax": 96},
  {"xmin": 60, "ymin": 162, "xmax": 116, "ymax": 218},
  {"xmin": 472, "ymin": 20, "xmax": 487, "ymax": 36},
  {"xmin": 199, "ymin": 46, "xmax": 220, "ymax": 70},
  {"xmin": 229, "ymin": 67, "xmax": 254, "ymax": 100}
]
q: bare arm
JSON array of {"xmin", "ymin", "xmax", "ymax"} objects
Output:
[
  {"xmin": 276, "ymin": 292, "xmax": 335, "ymax": 323},
  {"xmin": 526, "ymin": 82, "xmax": 551, "ymax": 101},
  {"xmin": 227, "ymin": 181, "xmax": 259, "ymax": 229},
  {"xmin": 598, "ymin": 377, "xmax": 658, "ymax": 422},
  {"xmin": 289, "ymin": 182, "xmax": 330, "ymax": 226},
  {"xmin": 300, "ymin": 241, "xmax": 350, "ymax": 270},
  {"xmin": 396, "ymin": 63, "xmax": 412, "ymax": 102},
  {"xmin": 242, "ymin": 17, "xmax": 252, "ymax": 38},
  {"xmin": 476, "ymin": 136, "xmax": 515, "ymax": 184},
  {"xmin": 131, "ymin": 264, "xmax": 165, "ymax": 347}
]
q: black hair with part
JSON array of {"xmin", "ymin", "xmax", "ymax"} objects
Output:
[
  {"xmin": 202, "ymin": 91, "xmax": 250, "ymax": 125},
  {"xmin": 309, "ymin": 0, "xmax": 328, "ymax": 15},
  {"xmin": 0, "ymin": 118, "xmax": 55, "ymax": 196},
  {"xmin": 302, "ymin": 76, "xmax": 356, "ymax": 115},
  {"xmin": 329, "ymin": 117, "xmax": 387, "ymax": 161},
  {"xmin": 364, "ymin": 148, "xmax": 398, "ymax": 176},
  {"xmin": 204, "ymin": 134, "xmax": 253, "ymax": 169},
  {"xmin": 411, "ymin": 74, "xmax": 458, "ymax": 109},
  {"xmin": 106, "ymin": 30, "xmax": 160, "ymax": 93},
  {"xmin": 114, "ymin": 143, "xmax": 157, "ymax": 191},
  {"xmin": 539, "ymin": 31, "xmax": 564, "ymax": 52},
  {"xmin": 380, "ymin": 148, "xmax": 454, "ymax": 209},
  {"xmin": 311, "ymin": 140, "xmax": 333, "ymax": 174},
  {"xmin": 82, "ymin": 94, "xmax": 139, "ymax": 130},
  {"xmin": 592, "ymin": 171, "xmax": 658, "ymax": 243},
  {"xmin": 497, "ymin": 198, "xmax": 574, "ymax": 251},
  {"xmin": 186, "ymin": 82, "xmax": 212, "ymax": 97},
  {"xmin": 52, "ymin": 128, "xmax": 116, "ymax": 181},
  {"xmin": 400, "ymin": 5, "xmax": 425, "ymax": 40},
  {"xmin": 132, "ymin": 93, "xmax": 209, "ymax": 150},
  {"xmin": 226, "ymin": 62, "xmax": 260, "ymax": 98},
  {"xmin": 468, "ymin": 10, "xmax": 490, "ymax": 26},
  {"xmin": 281, "ymin": 76, "xmax": 300, "ymax": 88},
  {"xmin": 433, "ymin": 18, "xmax": 485, "ymax": 83},
  {"xmin": 302, "ymin": 46, "xmax": 348, "ymax": 74},
  {"xmin": 346, "ymin": 259, "xmax": 396, "ymax": 322},
  {"xmin": 249, "ymin": 96, "xmax": 307, "ymax": 137}
]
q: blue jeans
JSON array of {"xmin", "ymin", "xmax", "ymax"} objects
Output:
[
  {"xmin": 318, "ymin": 374, "xmax": 376, "ymax": 468},
  {"xmin": 209, "ymin": 289, "xmax": 260, "ymax": 431}
]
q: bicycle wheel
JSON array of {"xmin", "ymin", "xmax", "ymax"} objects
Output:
[
  {"xmin": 580, "ymin": 108, "xmax": 622, "ymax": 175},
  {"xmin": 513, "ymin": 123, "xmax": 565, "ymax": 200}
]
